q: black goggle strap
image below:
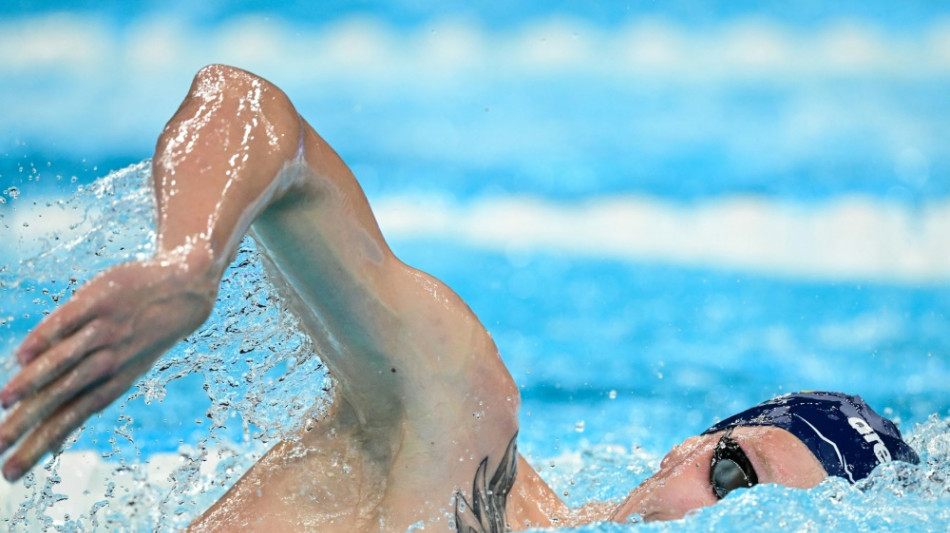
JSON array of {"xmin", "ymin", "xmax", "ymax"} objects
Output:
[{"xmin": 710, "ymin": 428, "xmax": 759, "ymax": 499}]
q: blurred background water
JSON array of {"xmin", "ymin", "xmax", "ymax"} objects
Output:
[{"xmin": 1, "ymin": 1, "xmax": 950, "ymax": 531}]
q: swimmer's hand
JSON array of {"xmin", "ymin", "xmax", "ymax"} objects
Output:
[{"xmin": 0, "ymin": 257, "xmax": 217, "ymax": 481}]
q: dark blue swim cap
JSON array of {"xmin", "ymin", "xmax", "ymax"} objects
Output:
[{"xmin": 702, "ymin": 391, "xmax": 919, "ymax": 483}]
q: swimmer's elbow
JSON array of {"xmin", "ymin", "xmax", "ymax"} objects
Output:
[
  {"xmin": 191, "ymin": 64, "xmax": 287, "ymax": 102},
  {"xmin": 168, "ymin": 64, "xmax": 301, "ymax": 164}
]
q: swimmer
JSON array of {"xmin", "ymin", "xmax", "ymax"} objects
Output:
[{"xmin": 0, "ymin": 65, "xmax": 919, "ymax": 531}]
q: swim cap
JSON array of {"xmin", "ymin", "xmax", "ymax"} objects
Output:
[{"xmin": 702, "ymin": 391, "xmax": 919, "ymax": 483}]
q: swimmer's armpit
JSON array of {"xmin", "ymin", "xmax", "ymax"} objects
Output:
[{"xmin": 455, "ymin": 433, "xmax": 518, "ymax": 533}]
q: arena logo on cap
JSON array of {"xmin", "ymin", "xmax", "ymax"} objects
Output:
[{"xmin": 848, "ymin": 416, "xmax": 892, "ymax": 464}]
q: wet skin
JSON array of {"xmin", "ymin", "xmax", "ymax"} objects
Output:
[{"xmin": 606, "ymin": 426, "xmax": 828, "ymax": 523}]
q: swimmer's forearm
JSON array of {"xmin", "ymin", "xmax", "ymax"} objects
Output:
[
  {"xmin": 151, "ymin": 65, "xmax": 304, "ymax": 281},
  {"xmin": 0, "ymin": 67, "xmax": 310, "ymax": 481}
]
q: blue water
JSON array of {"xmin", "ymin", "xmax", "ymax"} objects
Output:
[
  {"xmin": 2, "ymin": 1, "xmax": 950, "ymax": 531},
  {"xmin": 0, "ymin": 0, "xmax": 946, "ymax": 31},
  {"xmin": 2, "ymin": 162, "xmax": 948, "ymax": 531}
]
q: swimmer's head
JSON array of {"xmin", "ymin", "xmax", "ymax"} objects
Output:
[
  {"xmin": 701, "ymin": 391, "xmax": 919, "ymax": 484},
  {"xmin": 609, "ymin": 391, "xmax": 919, "ymax": 523}
]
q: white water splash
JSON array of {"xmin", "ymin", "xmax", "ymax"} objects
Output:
[{"xmin": 0, "ymin": 163, "xmax": 330, "ymax": 531}]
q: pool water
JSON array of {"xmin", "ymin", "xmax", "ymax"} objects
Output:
[
  {"xmin": 1, "ymin": 162, "xmax": 949, "ymax": 531},
  {"xmin": 4, "ymin": 3, "xmax": 950, "ymax": 529}
]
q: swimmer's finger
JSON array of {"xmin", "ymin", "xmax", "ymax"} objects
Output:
[
  {"xmin": 1, "ymin": 360, "xmax": 134, "ymax": 482},
  {"xmin": 0, "ymin": 349, "xmax": 116, "ymax": 456},
  {"xmin": 16, "ymin": 294, "xmax": 99, "ymax": 365},
  {"xmin": 1, "ymin": 320, "xmax": 106, "ymax": 409}
]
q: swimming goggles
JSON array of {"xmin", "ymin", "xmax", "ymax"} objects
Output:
[{"xmin": 710, "ymin": 428, "xmax": 758, "ymax": 499}]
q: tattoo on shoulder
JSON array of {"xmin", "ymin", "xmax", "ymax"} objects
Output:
[{"xmin": 454, "ymin": 432, "xmax": 518, "ymax": 533}]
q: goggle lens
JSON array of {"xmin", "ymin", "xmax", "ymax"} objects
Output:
[
  {"xmin": 712, "ymin": 458, "xmax": 753, "ymax": 499},
  {"xmin": 710, "ymin": 430, "xmax": 758, "ymax": 499}
]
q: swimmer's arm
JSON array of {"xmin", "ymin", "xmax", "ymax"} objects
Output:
[
  {"xmin": 0, "ymin": 65, "xmax": 307, "ymax": 480},
  {"xmin": 237, "ymin": 84, "xmax": 522, "ymax": 462},
  {"xmin": 1, "ymin": 65, "xmax": 519, "ymax": 490}
]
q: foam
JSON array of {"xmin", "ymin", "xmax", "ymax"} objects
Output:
[
  {"xmin": 5, "ymin": 190, "xmax": 950, "ymax": 284},
  {"xmin": 2, "ymin": 13, "xmax": 950, "ymax": 160},
  {"xmin": 2, "ymin": 14, "xmax": 949, "ymax": 81},
  {"xmin": 0, "ymin": 450, "xmax": 171, "ymax": 529},
  {"xmin": 0, "ymin": 450, "xmax": 220, "ymax": 531},
  {"xmin": 373, "ymin": 194, "xmax": 950, "ymax": 283},
  {"xmin": 3, "ymin": 417, "xmax": 947, "ymax": 532}
]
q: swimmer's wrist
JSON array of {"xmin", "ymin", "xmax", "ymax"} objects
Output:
[{"xmin": 152, "ymin": 244, "xmax": 223, "ymax": 293}]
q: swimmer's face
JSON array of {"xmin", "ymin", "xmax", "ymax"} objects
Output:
[{"xmin": 610, "ymin": 426, "xmax": 827, "ymax": 523}]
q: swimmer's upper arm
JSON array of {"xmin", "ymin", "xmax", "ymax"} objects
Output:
[{"xmin": 249, "ymin": 119, "xmax": 519, "ymax": 445}]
